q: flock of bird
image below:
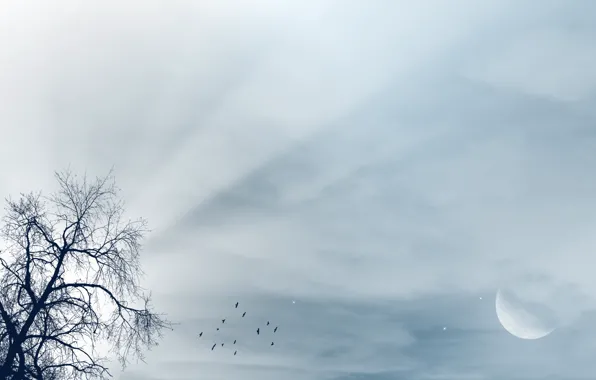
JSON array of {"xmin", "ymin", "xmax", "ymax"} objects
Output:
[{"xmin": 198, "ymin": 301, "xmax": 278, "ymax": 356}]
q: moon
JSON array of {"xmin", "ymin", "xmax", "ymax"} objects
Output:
[{"xmin": 495, "ymin": 288, "xmax": 556, "ymax": 340}]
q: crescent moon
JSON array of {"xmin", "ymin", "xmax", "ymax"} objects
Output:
[{"xmin": 495, "ymin": 289, "xmax": 555, "ymax": 340}]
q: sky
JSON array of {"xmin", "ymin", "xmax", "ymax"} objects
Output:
[{"xmin": 1, "ymin": 0, "xmax": 596, "ymax": 379}]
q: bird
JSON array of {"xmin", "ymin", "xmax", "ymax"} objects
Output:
[
  {"xmin": 235, "ymin": 302, "xmax": 239, "ymax": 308},
  {"xmin": 267, "ymin": 321, "xmax": 270, "ymax": 326},
  {"xmin": 242, "ymin": 312, "xmax": 246, "ymax": 317},
  {"xmin": 271, "ymin": 342, "xmax": 274, "ymax": 346},
  {"xmin": 199, "ymin": 332, "xmax": 203, "ymax": 337},
  {"xmin": 222, "ymin": 319, "xmax": 226, "ymax": 324},
  {"xmin": 211, "ymin": 344, "xmax": 216, "ymax": 350},
  {"xmin": 234, "ymin": 351, "xmax": 237, "ymax": 355},
  {"xmin": 233, "ymin": 340, "xmax": 236, "ymax": 344},
  {"xmin": 216, "ymin": 328, "xmax": 220, "ymax": 331},
  {"xmin": 257, "ymin": 328, "xmax": 260, "ymax": 335},
  {"xmin": 221, "ymin": 343, "xmax": 224, "ymax": 346},
  {"xmin": 273, "ymin": 326, "xmax": 278, "ymax": 333}
]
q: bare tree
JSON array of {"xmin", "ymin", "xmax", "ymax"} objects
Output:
[{"xmin": 0, "ymin": 170, "xmax": 172, "ymax": 380}]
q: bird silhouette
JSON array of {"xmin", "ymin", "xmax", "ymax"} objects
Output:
[
  {"xmin": 222, "ymin": 319, "xmax": 226, "ymax": 323},
  {"xmin": 199, "ymin": 332, "xmax": 203, "ymax": 337},
  {"xmin": 233, "ymin": 340, "xmax": 236, "ymax": 344},
  {"xmin": 234, "ymin": 351, "xmax": 237, "ymax": 355},
  {"xmin": 271, "ymin": 342, "xmax": 274, "ymax": 346},
  {"xmin": 267, "ymin": 321, "xmax": 270, "ymax": 326},
  {"xmin": 211, "ymin": 344, "xmax": 216, "ymax": 350},
  {"xmin": 257, "ymin": 328, "xmax": 260, "ymax": 335},
  {"xmin": 242, "ymin": 312, "xmax": 246, "ymax": 317},
  {"xmin": 235, "ymin": 302, "xmax": 239, "ymax": 308},
  {"xmin": 217, "ymin": 328, "xmax": 220, "ymax": 331},
  {"xmin": 273, "ymin": 327, "xmax": 278, "ymax": 333},
  {"xmin": 221, "ymin": 343, "xmax": 224, "ymax": 347}
]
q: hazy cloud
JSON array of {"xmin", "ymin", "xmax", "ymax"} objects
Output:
[{"xmin": 2, "ymin": 0, "xmax": 596, "ymax": 379}]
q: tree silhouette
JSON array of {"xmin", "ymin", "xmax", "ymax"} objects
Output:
[{"xmin": 0, "ymin": 170, "xmax": 172, "ymax": 380}]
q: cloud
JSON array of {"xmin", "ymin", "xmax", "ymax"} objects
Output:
[
  {"xmin": 2, "ymin": 0, "xmax": 596, "ymax": 379},
  {"xmin": 120, "ymin": 295, "xmax": 419, "ymax": 379},
  {"xmin": 461, "ymin": 2, "xmax": 596, "ymax": 102}
]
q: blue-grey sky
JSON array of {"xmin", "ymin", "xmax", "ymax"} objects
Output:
[{"xmin": 2, "ymin": 1, "xmax": 596, "ymax": 379}]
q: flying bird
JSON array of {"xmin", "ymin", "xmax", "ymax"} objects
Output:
[
  {"xmin": 221, "ymin": 343, "xmax": 224, "ymax": 346},
  {"xmin": 273, "ymin": 327, "xmax": 278, "ymax": 333},
  {"xmin": 267, "ymin": 321, "xmax": 270, "ymax": 326},
  {"xmin": 257, "ymin": 328, "xmax": 260, "ymax": 335},
  {"xmin": 233, "ymin": 340, "xmax": 236, "ymax": 344},
  {"xmin": 199, "ymin": 332, "xmax": 203, "ymax": 337},
  {"xmin": 235, "ymin": 302, "xmax": 239, "ymax": 308},
  {"xmin": 234, "ymin": 351, "xmax": 237, "ymax": 355},
  {"xmin": 222, "ymin": 319, "xmax": 226, "ymax": 324},
  {"xmin": 211, "ymin": 344, "xmax": 216, "ymax": 350},
  {"xmin": 242, "ymin": 312, "xmax": 246, "ymax": 317},
  {"xmin": 271, "ymin": 342, "xmax": 274, "ymax": 346},
  {"xmin": 216, "ymin": 328, "xmax": 220, "ymax": 331}
]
